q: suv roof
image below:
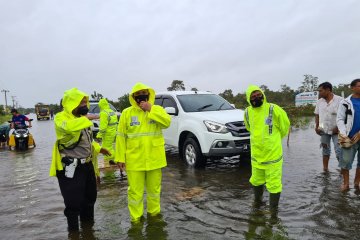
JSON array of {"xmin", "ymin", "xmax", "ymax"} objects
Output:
[{"xmin": 156, "ymin": 91, "xmax": 213, "ymax": 96}]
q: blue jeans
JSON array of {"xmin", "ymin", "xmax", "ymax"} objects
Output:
[
  {"xmin": 320, "ymin": 133, "xmax": 342, "ymax": 160},
  {"xmin": 339, "ymin": 142, "xmax": 360, "ymax": 170}
]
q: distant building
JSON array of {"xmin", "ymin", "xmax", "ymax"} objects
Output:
[{"xmin": 295, "ymin": 91, "xmax": 319, "ymax": 107}]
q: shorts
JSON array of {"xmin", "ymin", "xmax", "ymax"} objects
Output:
[
  {"xmin": 320, "ymin": 133, "xmax": 342, "ymax": 160},
  {"xmin": 338, "ymin": 142, "xmax": 360, "ymax": 170}
]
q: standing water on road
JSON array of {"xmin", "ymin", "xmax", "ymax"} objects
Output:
[{"xmin": 0, "ymin": 115, "xmax": 360, "ymax": 240}]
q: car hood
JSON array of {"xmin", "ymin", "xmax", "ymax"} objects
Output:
[{"xmin": 183, "ymin": 109, "xmax": 244, "ymax": 124}]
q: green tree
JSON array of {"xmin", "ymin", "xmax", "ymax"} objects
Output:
[
  {"xmin": 91, "ymin": 91, "xmax": 103, "ymax": 101},
  {"xmin": 333, "ymin": 83, "xmax": 352, "ymax": 98},
  {"xmin": 116, "ymin": 94, "xmax": 131, "ymax": 111},
  {"xmin": 167, "ymin": 80, "xmax": 185, "ymax": 91},
  {"xmin": 298, "ymin": 74, "xmax": 318, "ymax": 92},
  {"xmin": 219, "ymin": 89, "xmax": 234, "ymax": 103}
]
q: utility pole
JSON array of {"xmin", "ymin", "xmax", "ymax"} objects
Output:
[
  {"xmin": 11, "ymin": 96, "xmax": 16, "ymax": 108},
  {"xmin": 1, "ymin": 89, "xmax": 9, "ymax": 112}
]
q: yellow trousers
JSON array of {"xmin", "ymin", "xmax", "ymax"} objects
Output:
[
  {"xmin": 126, "ymin": 169, "xmax": 162, "ymax": 222},
  {"xmin": 250, "ymin": 161, "xmax": 283, "ymax": 193}
]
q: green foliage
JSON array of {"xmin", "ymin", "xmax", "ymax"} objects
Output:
[
  {"xmin": 333, "ymin": 83, "xmax": 352, "ymax": 98},
  {"xmin": 91, "ymin": 91, "xmax": 103, "ymax": 101},
  {"xmin": 298, "ymin": 74, "xmax": 319, "ymax": 92},
  {"xmin": 167, "ymin": 80, "xmax": 185, "ymax": 91},
  {"xmin": 114, "ymin": 94, "xmax": 131, "ymax": 111}
]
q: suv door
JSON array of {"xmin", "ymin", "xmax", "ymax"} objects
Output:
[{"xmin": 155, "ymin": 95, "xmax": 179, "ymax": 147}]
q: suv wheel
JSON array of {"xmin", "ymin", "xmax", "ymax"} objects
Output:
[{"xmin": 182, "ymin": 137, "xmax": 206, "ymax": 168}]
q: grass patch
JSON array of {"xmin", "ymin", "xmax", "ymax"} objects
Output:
[{"xmin": 0, "ymin": 114, "xmax": 11, "ymax": 124}]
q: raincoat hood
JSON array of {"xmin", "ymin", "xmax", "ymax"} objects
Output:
[
  {"xmin": 62, "ymin": 88, "xmax": 89, "ymax": 115},
  {"xmin": 98, "ymin": 98, "xmax": 110, "ymax": 111},
  {"xmin": 129, "ymin": 82, "xmax": 155, "ymax": 107},
  {"xmin": 246, "ymin": 85, "xmax": 268, "ymax": 106}
]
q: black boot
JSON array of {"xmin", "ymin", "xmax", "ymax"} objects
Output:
[
  {"xmin": 80, "ymin": 205, "xmax": 94, "ymax": 223},
  {"xmin": 66, "ymin": 214, "xmax": 79, "ymax": 231},
  {"xmin": 253, "ymin": 185, "xmax": 264, "ymax": 207},
  {"xmin": 269, "ymin": 192, "xmax": 281, "ymax": 218}
]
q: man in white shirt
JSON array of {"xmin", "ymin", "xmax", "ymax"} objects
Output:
[{"xmin": 314, "ymin": 82, "xmax": 343, "ymax": 172}]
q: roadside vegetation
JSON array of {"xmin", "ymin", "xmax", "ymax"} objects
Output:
[{"xmin": 1, "ymin": 74, "xmax": 352, "ymax": 128}]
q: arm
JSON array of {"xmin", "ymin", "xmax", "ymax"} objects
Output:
[
  {"xmin": 97, "ymin": 111, "xmax": 109, "ymax": 138},
  {"xmin": 244, "ymin": 108, "xmax": 250, "ymax": 132},
  {"xmin": 148, "ymin": 105, "xmax": 171, "ymax": 129},
  {"xmin": 274, "ymin": 106, "xmax": 290, "ymax": 139},
  {"xmin": 336, "ymin": 102, "xmax": 347, "ymax": 136},
  {"xmin": 314, "ymin": 114, "xmax": 320, "ymax": 134},
  {"xmin": 114, "ymin": 112, "xmax": 127, "ymax": 164},
  {"xmin": 55, "ymin": 115, "xmax": 93, "ymax": 133}
]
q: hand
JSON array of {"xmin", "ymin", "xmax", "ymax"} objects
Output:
[
  {"xmin": 86, "ymin": 114, "xmax": 99, "ymax": 120},
  {"xmin": 96, "ymin": 176, "xmax": 101, "ymax": 185},
  {"xmin": 315, "ymin": 127, "xmax": 321, "ymax": 135},
  {"xmin": 351, "ymin": 131, "xmax": 360, "ymax": 143},
  {"xmin": 332, "ymin": 127, "xmax": 339, "ymax": 135},
  {"xmin": 118, "ymin": 162, "xmax": 126, "ymax": 171},
  {"xmin": 100, "ymin": 148, "xmax": 111, "ymax": 156},
  {"xmin": 139, "ymin": 102, "xmax": 152, "ymax": 112}
]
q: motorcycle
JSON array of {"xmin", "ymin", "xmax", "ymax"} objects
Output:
[{"xmin": 8, "ymin": 120, "xmax": 36, "ymax": 151}]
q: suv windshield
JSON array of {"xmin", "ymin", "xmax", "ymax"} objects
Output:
[
  {"xmin": 177, "ymin": 94, "xmax": 234, "ymax": 112},
  {"xmin": 89, "ymin": 102, "xmax": 117, "ymax": 114}
]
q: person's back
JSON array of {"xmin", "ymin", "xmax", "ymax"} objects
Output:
[{"xmin": 97, "ymin": 98, "xmax": 118, "ymax": 163}]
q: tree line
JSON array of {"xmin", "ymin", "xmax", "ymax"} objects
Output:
[{"xmin": 0, "ymin": 74, "xmax": 353, "ymax": 116}]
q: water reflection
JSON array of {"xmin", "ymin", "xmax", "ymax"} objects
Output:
[
  {"xmin": 245, "ymin": 208, "xmax": 289, "ymax": 240},
  {"xmin": 2, "ymin": 117, "xmax": 360, "ymax": 239}
]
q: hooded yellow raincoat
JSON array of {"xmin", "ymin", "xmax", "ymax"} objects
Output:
[
  {"xmin": 97, "ymin": 98, "xmax": 118, "ymax": 160},
  {"xmin": 244, "ymin": 85, "xmax": 290, "ymax": 193},
  {"xmin": 115, "ymin": 82, "xmax": 171, "ymax": 170},
  {"xmin": 115, "ymin": 82, "xmax": 171, "ymax": 222},
  {"xmin": 49, "ymin": 88, "xmax": 101, "ymax": 177}
]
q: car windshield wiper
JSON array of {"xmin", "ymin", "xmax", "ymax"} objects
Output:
[
  {"xmin": 217, "ymin": 103, "xmax": 225, "ymax": 110},
  {"xmin": 197, "ymin": 104, "xmax": 213, "ymax": 111}
]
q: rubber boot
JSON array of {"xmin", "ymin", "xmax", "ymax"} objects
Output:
[
  {"xmin": 253, "ymin": 185, "xmax": 264, "ymax": 207},
  {"xmin": 269, "ymin": 192, "xmax": 281, "ymax": 218},
  {"xmin": 354, "ymin": 168, "xmax": 360, "ymax": 189},
  {"xmin": 80, "ymin": 205, "xmax": 94, "ymax": 223},
  {"xmin": 66, "ymin": 214, "xmax": 79, "ymax": 231}
]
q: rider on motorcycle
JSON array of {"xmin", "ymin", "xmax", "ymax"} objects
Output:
[
  {"xmin": 10, "ymin": 108, "xmax": 32, "ymax": 129},
  {"xmin": 9, "ymin": 109, "xmax": 35, "ymax": 150}
]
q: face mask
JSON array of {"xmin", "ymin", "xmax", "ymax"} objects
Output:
[
  {"xmin": 251, "ymin": 95, "xmax": 264, "ymax": 108},
  {"xmin": 77, "ymin": 105, "xmax": 89, "ymax": 115},
  {"xmin": 134, "ymin": 95, "xmax": 149, "ymax": 104}
]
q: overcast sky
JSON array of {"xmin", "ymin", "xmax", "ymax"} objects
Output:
[{"xmin": 0, "ymin": 0, "xmax": 359, "ymax": 108}]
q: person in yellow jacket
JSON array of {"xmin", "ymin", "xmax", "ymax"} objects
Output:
[
  {"xmin": 244, "ymin": 85, "xmax": 290, "ymax": 216},
  {"xmin": 49, "ymin": 88, "xmax": 110, "ymax": 231},
  {"xmin": 115, "ymin": 82, "xmax": 171, "ymax": 223},
  {"xmin": 96, "ymin": 98, "xmax": 118, "ymax": 164}
]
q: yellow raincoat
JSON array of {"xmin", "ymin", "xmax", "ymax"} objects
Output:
[
  {"xmin": 115, "ymin": 83, "xmax": 171, "ymax": 170},
  {"xmin": 49, "ymin": 88, "xmax": 101, "ymax": 177},
  {"xmin": 244, "ymin": 85, "xmax": 290, "ymax": 193},
  {"xmin": 115, "ymin": 82, "xmax": 171, "ymax": 222},
  {"xmin": 97, "ymin": 98, "xmax": 118, "ymax": 161}
]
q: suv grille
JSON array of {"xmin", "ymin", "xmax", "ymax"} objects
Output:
[{"xmin": 225, "ymin": 121, "xmax": 250, "ymax": 137}]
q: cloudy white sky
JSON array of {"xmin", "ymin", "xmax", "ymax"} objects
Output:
[{"xmin": 0, "ymin": 0, "xmax": 359, "ymax": 108}]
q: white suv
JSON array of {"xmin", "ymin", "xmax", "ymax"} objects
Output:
[
  {"xmin": 155, "ymin": 91, "xmax": 250, "ymax": 167},
  {"xmin": 89, "ymin": 100, "xmax": 121, "ymax": 137}
]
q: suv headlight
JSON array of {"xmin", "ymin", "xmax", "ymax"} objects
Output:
[{"xmin": 203, "ymin": 120, "xmax": 229, "ymax": 133}]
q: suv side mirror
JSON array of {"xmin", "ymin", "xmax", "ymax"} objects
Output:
[{"xmin": 165, "ymin": 107, "xmax": 176, "ymax": 115}]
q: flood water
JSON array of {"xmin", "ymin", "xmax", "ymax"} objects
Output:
[{"xmin": 1, "ymin": 115, "xmax": 360, "ymax": 240}]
